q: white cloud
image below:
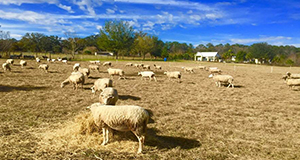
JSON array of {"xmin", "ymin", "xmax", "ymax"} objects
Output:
[
  {"xmin": 58, "ymin": 4, "xmax": 74, "ymax": 13},
  {"xmin": 72, "ymin": 0, "xmax": 104, "ymax": 16},
  {"xmin": 230, "ymin": 36, "xmax": 292, "ymax": 44},
  {"xmin": 187, "ymin": 10, "xmax": 193, "ymax": 14},
  {"xmin": 10, "ymin": 33, "xmax": 23, "ymax": 39},
  {"xmin": 106, "ymin": 8, "xmax": 115, "ymax": 14},
  {"xmin": 96, "ymin": 25, "xmax": 102, "ymax": 30}
]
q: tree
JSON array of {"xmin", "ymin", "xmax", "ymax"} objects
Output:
[
  {"xmin": 64, "ymin": 31, "xmax": 83, "ymax": 58},
  {"xmin": 249, "ymin": 42, "xmax": 273, "ymax": 60},
  {"xmin": 0, "ymin": 26, "xmax": 13, "ymax": 57},
  {"xmin": 97, "ymin": 20, "xmax": 135, "ymax": 59},
  {"xmin": 222, "ymin": 49, "xmax": 234, "ymax": 60},
  {"xmin": 236, "ymin": 50, "xmax": 247, "ymax": 62}
]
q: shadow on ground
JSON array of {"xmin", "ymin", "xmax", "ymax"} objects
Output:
[
  {"xmin": 118, "ymin": 95, "xmax": 141, "ymax": 101},
  {"xmin": 0, "ymin": 85, "xmax": 48, "ymax": 92}
]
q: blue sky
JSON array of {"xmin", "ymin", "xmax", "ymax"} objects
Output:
[{"xmin": 0, "ymin": 0, "xmax": 299, "ymax": 47}]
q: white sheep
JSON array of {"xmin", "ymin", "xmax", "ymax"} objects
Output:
[
  {"xmin": 57, "ymin": 57, "xmax": 62, "ymax": 61},
  {"xmin": 78, "ymin": 67, "xmax": 90, "ymax": 77},
  {"xmin": 90, "ymin": 60, "xmax": 100, "ymax": 64},
  {"xmin": 134, "ymin": 64, "xmax": 139, "ymax": 68},
  {"xmin": 36, "ymin": 57, "xmax": 41, "ymax": 63},
  {"xmin": 51, "ymin": 59, "xmax": 56, "ymax": 62},
  {"xmin": 38, "ymin": 64, "xmax": 49, "ymax": 73},
  {"xmin": 2, "ymin": 63, "xmax": 11, "ymax": 72},
  {"xmin": 286, "ymin": 79, "xmax": 300, "ymax": 89},
  {"xmin": 103, "ymin": 61, "xmax": 112, "ymax": 66},
  {"xmin": 182, "ymin": 67, "xmax": 194, "ymax": 73},
  {"xmin": 286, "ymin": 72, "xmax": 300, "ymax": 79},
  {"xmin": 47, "ymin": 58, "xmax": 51, "ymax": 62},
  {"xmin": 212, "ymin": 75, "xmax": 234, "ymax": 88},
  {"xmin": 142, "ymin": 65, "xmax": 151, "ymax": 70},
  {"xmin": 99, "ymin": 87, "xmax": 118, "ymax": 105},
  {"xmin": 73, "ymin": 63, "xmax": 81, "ymax": 71},
  {"xmin": 197, "ymin": 66, "xmax": 206, "ymax": 70},
  {"xmin": 138, "ymin": 71, "xmax": 157, "ymax": 82},
  {"xmin": 164, "ymin": 71, "xmax": 181, "ymax": 82},
  {"xmin": 107, "ymin": 68, "xmax": 125, "ymax": 80},
  {"xmin": 209, "ymin": 68, "xmax": 222, "ymax": 74},
  {"xmin": 61, "ymin": 71, "xmax": 85, "ymax": 90},
  {"xmin": 89, "ymin": 64, "xmax": 100, "ymax": 72},
  {"xmin": 6, "ymin": 59, "xmax": 14, "ymax": 64},
  {"xmin": 88, "ymin": 103, "xmax": 149, "ymax": 154},
  {"xmin": 91, "ymin": 78, "xmax": 113, "ymax": 94},
  {"xmin": 153, "ymin": 64, "xmax": 162, "ymax": 70},
  {"xmin": 126, "ymin": 63, "xmax": 133, "ymax": 67},
  {"xmin": 62, "ymin": 60, "xmax": 68, "ymax": 64},
  {"xmin": 20, "ymin": 60, "xmax": 27, "ymax": 68}
]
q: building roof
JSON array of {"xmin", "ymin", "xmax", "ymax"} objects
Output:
[{"xmin": 195, "ymin": 52, "xmax": 219, "ymax": 57}]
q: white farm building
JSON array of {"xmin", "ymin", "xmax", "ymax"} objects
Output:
[{"xmin": 194, "ymin": 52, "xmax": 220, "ymax": 61}]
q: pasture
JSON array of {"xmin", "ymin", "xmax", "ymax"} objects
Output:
[{"xmin": 0, "ymin": 59, "xmax": 299, "ymax": 159}]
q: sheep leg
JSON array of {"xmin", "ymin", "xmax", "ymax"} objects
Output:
[
  {"xmin": 218, "ymin": 82, "xmax": 221, "ymax": 87},
  {"xmin": 153, "ymin": 76, "xmax": 157, "ymax": 82},
  {"xmin": 102, "ymin": 128, "xmax": 107, "ymax": 145},
  {"xmin": 132, "ymin": 132, "xmax": 144, "ymax": 154}
]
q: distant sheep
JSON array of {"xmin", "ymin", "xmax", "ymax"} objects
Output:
[
  {"xmin": 88, "ymin": 103, "xmax": 149, "ymax": 154},
  {"xmin": 2, "ymin": 63, "xmax": 11, "ymax": 72},
  {"xmin": 36, "ymin": 57, "xmax": 41, "ymax": 63},
  {"xmin": 20, "ymin": 60, "xmax": 27, "ymax": 68},
  {"xmin": 197, "ymin": 66, "xmax": 206, "ymax": 70},
  {"xmin": 286, "ymin": 79, "xmax": 300, "ymax": 89},
  {"xmin": 99, "ymin": 87, "xmax": 118, "ymax": 105},
  {"xmin": 142, "ymin": 65, "xmax": 151, "ymax": 70},
  {"xmin": 91, "ymin": 78, "xmax": 113, "ymax": 95},
  {"xmin": 89, "ymin": 64, "xmax": 100, "ymax": 72},
  {"xmin": 138, "ymin": 71, "xmax": 157, "ymax": 82},
  {"xmin": 78, "ymin": 67, "xmax": 90, "ymax": 77},
  {"xmin": 6, "ymin": 59, "xmax": 14, "ymax": 64},
  {"xmin": 90, "ymin": 60, "xmax": 100, "ymax": 64},
  {"xmin": 182, "ymin": 67, "xmax": 194, "ymax": 73},
  {"xmin": 126, "ymin": 63, "xmax": 133, "ymax": 67},
  {"xmin": 107, "ymin": 68, "xmax": 125, "ymax": 80},
  {"xmin": 209, "ymin": 68, "xmax": 222, "ymax": 74},
  {"xmin": 153, "ymin": 64, "xmax": 162, "ymax": 70},
  {"xmin": 38, "ymin": 64, "xmax": 49, "ymax": 73},
  {"xmin": 212, "ymin": 75, "xmax": 234, "ymax": 88},
  {"xmin": 73, "ymin": 63, "xmax": 80, "ymax": 71},
  {"xmin": 61, "ymin": 71, "xmax": 85, "ymax": 90},
  {"xmin": 285, "ymin": 72, "xmax": 300, "ymax": 80},
  {"xmin": 103, "ymin": 61, "xmax": 112, "ymax": 66},
  {"xmin": 164, "ymin": 71, "xmax": 181, "ymax": 82},
  {"xmin": 62, "ymin": 60, "xmax": 68, "ymax": 64}
]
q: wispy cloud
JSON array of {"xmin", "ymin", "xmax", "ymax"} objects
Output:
[{"xmin": 230, "ymin": 36, "xmax": 292, "ymax": 44}]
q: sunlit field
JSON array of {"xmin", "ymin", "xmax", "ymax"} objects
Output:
[{"xmin": 0, "ymin": 59, "xmax": 299, "ymax": 159}]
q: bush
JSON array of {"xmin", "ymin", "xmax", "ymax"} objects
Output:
[{"xmin": 83, "ymin": 50, "xmax": 92, "ymax": 55}]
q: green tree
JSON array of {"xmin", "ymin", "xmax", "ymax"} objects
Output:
[
  {"xmin": 236, "ymin": 50, "xmax": 247, "ymax": 62},
  {"xmin": 134, "ymin": 33, "xmax": 155, "ymax": 60},
  {"xmin": 222, "ymin": 49, "xmax": 234, "ymax": 60}
]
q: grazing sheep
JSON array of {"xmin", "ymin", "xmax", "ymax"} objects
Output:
[
  {"xmin": 103, "ymin": 61, "xmax": 112, "ymax": 66},
  {"xmin": 36, "ymin": 57, "xmax": 41, "ymax": 63},
  {"xmin": 153, "ymin": 64, "xmax": 162, "ymax": 70},
  {"xmin": 20, "ymin": 60, "xmax": 27, "ymax": 68},
  {"xmin": 89, "ymin": 64, "xmax": 100, "ymax": 72},
  {"xmin": 61, "ymin": 71, "xmax": 85, "ymax": 90},
  {"xmin": 99, "ymin": 87, "xmax": 118, "ymax": 105},
  {"xmin": 142, "ymin": 65, "xmax": 151, "ymax": 70},
  {"xmin": 62, "ymin": 60, "xmax": 68, "ymax": 64},
  {"xmin": 286, "ymin": 79, "xmax": 300, "ymax": 89},
  {"xmin": 138, "ymin": 71, "xmax": 157, "ymax": 82},
  {"xmin": 78, "ymin": 67, "xmax": 90, "ymax": 77},
  {"xmin": 73, "ymin": 63, "xmax": 81, "ymax": 71},
  {"xmin": 47, "ymin": 58, "xmax": 51, "ymax": 62},
  {"xmin": 286, "ymin": 72, "xmax": 300, "ymax": 79},
  {"xmin": 88, "ymin": 103, "xmax": 149, "ymax": 154},
  {"xmin": 51, "ymin": 59, "xmax": 56, "ymax": 62},
  {"xmin": 38, "ymin": 64, "xmax": 49, "ymax": 73},
  {"xmin": 126, "ymin": 63, "xmax": 133, "ymax": 67},
  {"xmin": 57, "ymin": 57, "xmax": 62, "ymax": 61},
  {"xmin": 91, "ymin": 78, "xmax": 113, "ymax": 94},
  {"xmin": 212, "ymin": 75, "xmax": 234, "ymax": 88},
  {"xmin": 182, "ymin": 67, "xmax": 194, "ymax": 73},
  {"xmin": 90, "ymin": 60, "xmax": 100, "ymax": 64},
  {"xmin": 6, "ymin": 59, "xmax": 14, "ymax": 64},
  {"xmin": 209, "ymin": 68, "xmax": 222, "ymax": 74},
  {"xmin": 197, "ymin": 66, "xmax": 206, "ymax": 70},
  {"xmin": 107, "ymin": 68, "xmax": 125, "ymax": 80},
  {"xmin": 164, "ymin": 71, "xmax": 181, "ymax": 82},
  {"xmin": 2, "ymin": 63, "xmax": 11, "ymax": 72}
]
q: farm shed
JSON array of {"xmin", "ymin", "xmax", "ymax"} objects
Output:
[{"xmin": 194, "ymin": 52, "xmax": 220, "ymax": 61}]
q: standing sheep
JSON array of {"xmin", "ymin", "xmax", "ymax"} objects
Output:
[
  {"xmin": 182, "ymin": 67, "xmax": 194, "ymax": 73},
  {"xmin": 164, "ymin": 71, "xmax": 181, "ymax": 82},
  {"xmin": 91, "ymin": 78, "xmax": 113, "ymax": 95},
  {"xmin": 153, "ymin": 64, "xmax": 162, "ymax": 70},
  {"xmin": 103, "ymin": 61, "xmax": 112, "ymax": 66},
  {"xmin": 38, "ymin": 64, "xmax": 49, "ymax": 73},
  {"xmin": 88, "ymin": 103, "xmax": 149, "ymax": 154},
  {"xmin": 285, "ymin": 72, "xmax": 300, "ymax": 79},
  {"xmin": 286, "ymin": 79, "xmax": 300, "ymax": 89},
  {"xmin": 73, "ymin": 63, "xmax": 81, "ymax": 71},
  {"xmin": 6, "ymin": 59, "xmax": 14, "ymax": 65},
  {"xmin": 212, "ymin": 75, "xmax": 234, "ymax": 88},
  {"xmin": 61, "ymin": 71, "xmax": 85, "ymax": 90},
  {"xmin": 20, "ymin": 60, "xmax": 27, "ymax": 68},
  {"xmin": 99, "ymin": 87, "xmax": 118, "ymax": 105},
  {"xmin": 2, "ymin": 63, "xmax": 11, "ymax": 72},
  {"xmin": 107, "ymin": 68, "xmax": 125, "ymax": 80},
  {"xmin": 138, "ymin": 71, "xmax": 157, "ymax": 82},
  {"xmin": 89, "ymin": 64, "xmax": 100, "ymax": 72}
]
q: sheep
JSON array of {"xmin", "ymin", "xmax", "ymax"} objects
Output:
[
  {"xmin": 209, "ymin": 68, "xmax": 222, "ymax": 74},
  {"xmin": 103, "ymin": 61, "xmax": 112, "ymax": 66},
  {"xmin": 51, "ymin": 59, "xmax": 56, "ymax": 62},
  {"xmin": 38, "ymin": 64, "xmax": 49, "ymax": 73},
  {"xmin": 138, "ymin": 71, "xmax": 157, "ymax": 82},
  {"xmin": 134, "ymin": 64, "xmax": 139, "ymax": 68},
  {"xmin": 153, "ymin": 64, "xmax": 162, "ymax": 70},
  {"xmin": 73, "ymin": 63, "xmax": 80, "ymax": 71},
  {"xmin": 62, "ymin": 60, "xmax": 68, "ymax": 64},
  {"xmin": 2, "ymin": 63, "xmax": 11, "ymax": 72},
  {"xmin": 91, "ymin": 78, "xmax": 113, "ymax": 95},
  {"xmin": 89, "ymin": 64, "xmax": 100, "ymax": 72},
  {"xmin": 212, "ymin": 75, "xmax": 234, "ymax": 88},
  {"xmin": 61, "ymin": 71, "xmax": 85, "ymax": 90},
  {"xmin": 6, "ymin": 59, "xmax": 14, "ymax": 64},
  {"xmin": 107, "ymin": 68, "xmax": 125, "ymax": 80},
  {"xmin": 88, "ymin": 103, "xmax": 149, "ymax": 154},
  {"xmin": 126, "ymin": 63, "xmax": 133, "ymax": 67},
  {"xmin": 142, "ymin": 65, "xmax": 151, "ymax": 70},
  {"xmin": 78, "ymin": 67, "xmax": 90, "ymax": 77},
  {"xmin": 182, "ymin": 67, "xmax": 194, "ymax": 73},
  {"xmin": 285, "ymin": 72, "xmax": 300, "ymax": 80},
  {"xmin": 90, "ymin": 60, "xmax": 100, "ymax": 64},
  {"xmin": 164, "ymin": 71, "xmax": 181, "ymax": 82},
  {"xmin": 286, "ymin": 79, "xmax": 300, "ymax": 89},
  {"xmin": 20, "ymin": 60, "xmax": 27, "ymax": 68},
  {"xmin": 197, "ymin": 66, "xmax": 206, "ymax": 70},
  {"xmin": 99, "ymin": 87, "xmax": 118, "ymax": 105},
  {"xmin": 47, "ymin": 58, "xmax": 51, "ymax": 62},
  {"xmin": 57, "ymin": 57, "xmax": 62, "ymax": 61},
  {"xmin": 36, "ymin": 57, "xmax": 41, "ymax": 63}
]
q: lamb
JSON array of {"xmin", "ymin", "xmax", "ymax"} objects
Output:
[
  {"xmin": 142, "ymin": 65, "xmax": 151, "ymax": 70},
  {"xmin": 61, "ymin": 71, "xmax": 85, "ymax": 90},
  {"xmin": 38, "ymin": 64, "xmax": 49, "ymax": 73},
  {"xmin": 107, "ymin": 68, "xmax": 125, "ymax": 80},
  {"xmin": 91, "ymin": 78, "xmax": 113, "ymax": 94},
  {"xmin": 138, "ymin": 71, "xmax": 157, "ymax": 82},
  {"xmin": 126, "ymin": 63, "xmax": 133, "ymax": 67},
  {"xmin": 182, "ymin": 67, "xmax": 194, "ymax": 73},
  {"xmin": 78, "ymin": 67, "xmax": 90, "ymax": 77},
  {"xmin": 6, "ymin": 59, "xmax": 14, "ymax": 64},
  {"xmin": 2, "ymin": 63, "xmax": 11, "ymax": 72},
  {"xmin": 103, "ymin": 61, "xmax": 112, "ymax": 66},
  {"xmin": 62, "ymin": 60, "xmax": 68, "ymax": 64},
  {"xmin": 73, "ymin": 63, "xmax": 81, "ymax": 71},
  {"xmin": 212, "ymin": 75, "xmax": 234, "ymax": 88},
  {"xmin": 20, "ymin": 60, "xmax": 27, "ymax": 68},
  {"xmin": 88, "ymin": 103, "xmax": 149, "ymax": 154},
  {"xmin": 286, "ymin": 79, "xmax": 300, "ymax": 89},
  {"xmin": 89, "ymin": 64, "xmax": 100, "ymax": 72},
  {"xmin": 164, "ymin": 71, "xmax": 181, "ymax": 82},
  {"xmin": 153, "ymin": 64, "xmax": 162, "ymax": 70},
  {"xmin": 99, "ymin": 87, "xmax": 118, "ymax": 105}
]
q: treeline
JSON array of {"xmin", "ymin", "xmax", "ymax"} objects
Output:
[{"xmin": 1, "ymin": 20, "xmax": 300, "ymax": 65}]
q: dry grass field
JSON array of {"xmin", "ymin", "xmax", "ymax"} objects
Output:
[{"xmin": 0, "ymin": 59, "xmax": 300, "ymax": 160}]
